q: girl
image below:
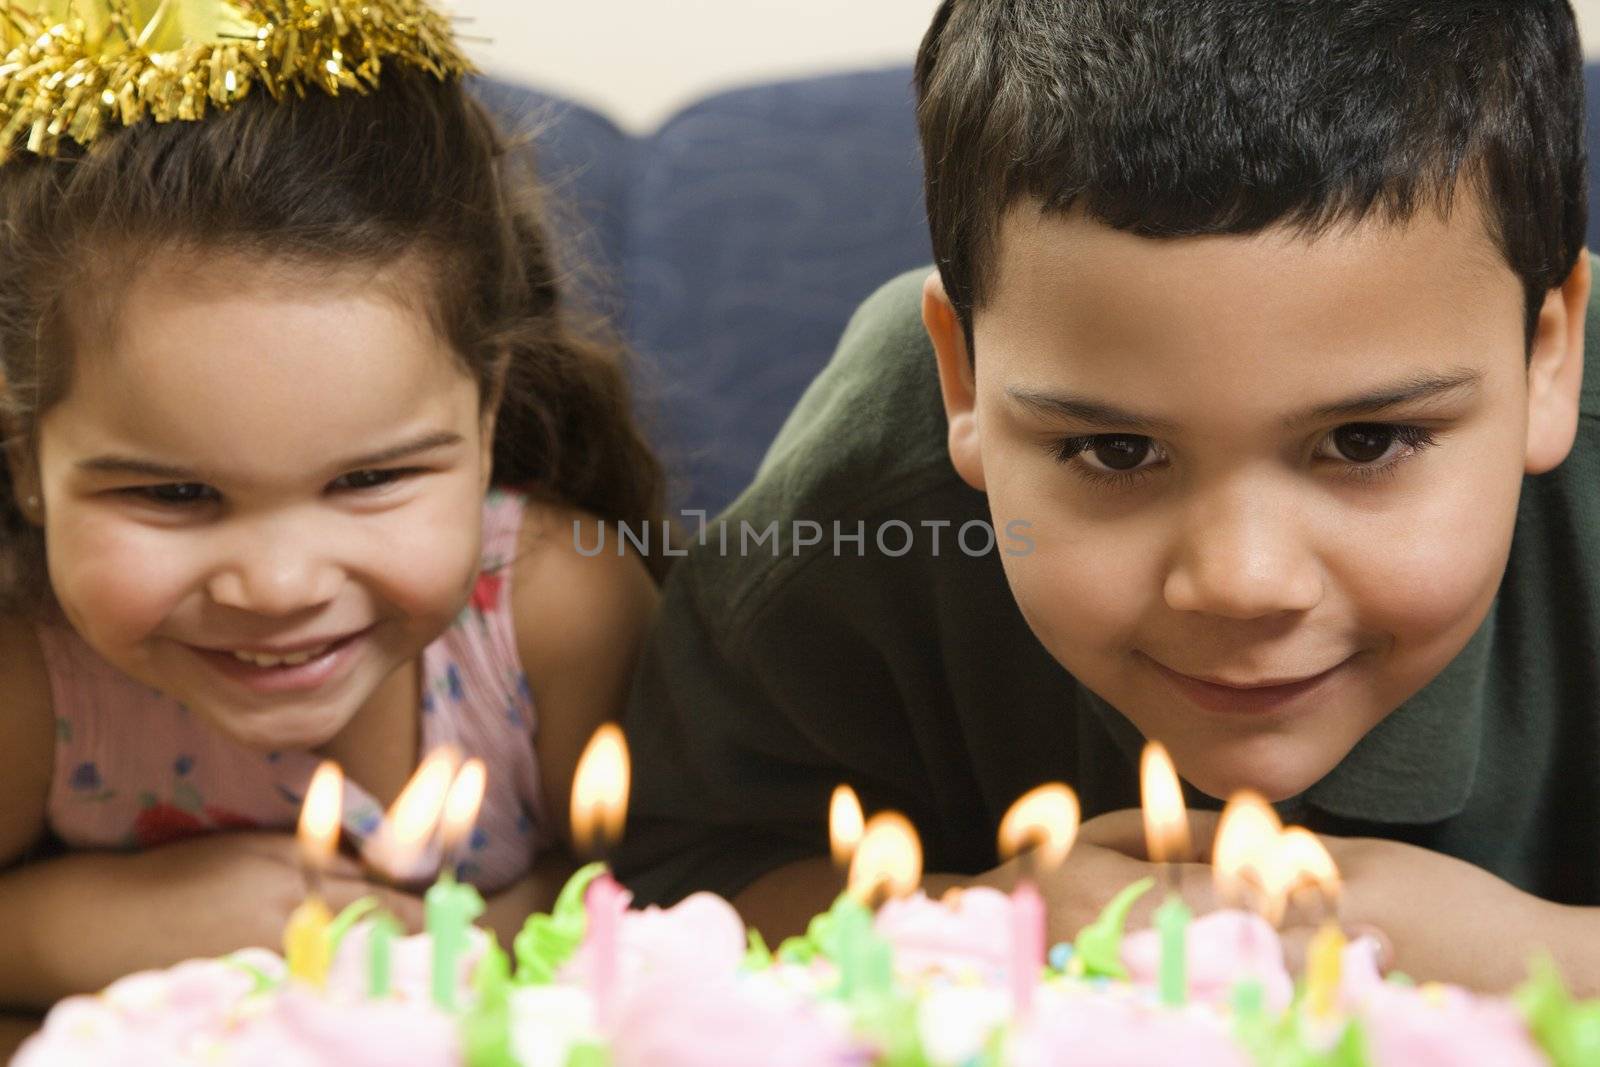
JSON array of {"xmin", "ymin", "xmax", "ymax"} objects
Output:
[{"xmin": 0, "ymin": 0, "xmax": 661, "ymax": 1011}]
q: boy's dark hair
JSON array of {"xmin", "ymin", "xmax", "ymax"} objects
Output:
[
  {"xmin": 915, "ymin": 0, "xmax": 1588, "ymax": 349},
  {"xmin": 0, "ymin": 68, "xmax": 665, "ymax": 612}
]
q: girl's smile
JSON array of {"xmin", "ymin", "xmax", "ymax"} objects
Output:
[{"xmin": 183, "ymin": 623, "xmax": 375, "ymax": 695}]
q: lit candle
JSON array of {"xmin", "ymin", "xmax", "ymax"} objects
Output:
[
  {"xmin": 1141, "ymin": 741, "xmax": 1192, "ymax": 1008},
  {"xmin": 367, "ymin": 746, "xmax": 462, "ymax": 886},
  {"xmin": 997, "ymin": 783, "xmax": 1080, "ymax": 1019},
  {"xmin": 285, "ymin": 761, "xmax": 343, "ymax": 986},
  {"xmin": 428, "ymin": 758, "xmax": 488, "ymax": 1011},
  {"xmin": 842, "ymin": 810, "xmax": 922, "ymax": 999},
  {"xmin": 1277, "ymin": 827, "xmax": 1344, "ymax": 1019},
  {"xmin": 1154, "ymin": 895, "xmax": 1191, "ymax": 1008},
  {"xmin": 1214, "ymin": 790, "xmax": 1285, "ymax": 1025},
  {"xmin": 570, "ymin": 724, "xmax": 632, "ymax": 1032},
  {"xmin": 1306, "ymin": 921, "xmax": 1346, "ymax": 1017},
  {"xmin": 830, "ymin": 784, "xmax": 865, "ymax": 874},
  {"xmin": 367, "ymin": 910, "xmax": 402, "ymax": 998},
  {"xmin": 1213, "ymin": 791, "xmax": 1283, "ymax": 917}
]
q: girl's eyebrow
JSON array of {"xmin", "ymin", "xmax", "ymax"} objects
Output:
[
  {"xmin": 1006, "ymin": 367, "xmax": 1483, "ymax": 433},
  {"xmin": 75, "ymin": 430, "xmax": 466, "ymax": 481}
]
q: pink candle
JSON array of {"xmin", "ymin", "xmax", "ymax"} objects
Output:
[
  {"xmin": 1011, "ymin": 876, "xmax": 1045, "ymax": 1018},
  {"xmin": 587, "ymin": 871, "xmax": 626, "ymax": 1030}
]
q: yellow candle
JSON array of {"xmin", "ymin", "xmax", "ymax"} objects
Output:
[
  {"xmin": 1305, "ymin": 919, "xmax": 1346, "ymax": 1017},
  {"xmin": 286, "ymin": 761, "xmax": 343, "ymax": 987},
  {"xmin": 285, "ymin": 895, "xmax": 333, "ymax": 985}
]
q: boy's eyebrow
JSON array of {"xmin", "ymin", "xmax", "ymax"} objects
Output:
[
  {"xmin": 1282, "ymin": 368, "xmax": 1483, "ymax": 428},
  {"xmin": 1006, "ymin": 368, "xmax": 1483, "ymax": 433},
  {"xmin": 76, "ymin": 430, "xmax": 466, "ymax": 481}
]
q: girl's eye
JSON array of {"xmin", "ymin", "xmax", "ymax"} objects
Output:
[
  {"xmin": 330, "ymin": 468, "xmax": 417, "ymax": 492},
  {"xmin": 1049, "ymin": 434, "xmax": 1166, "ymax": 487},
  {"xmin": 1318, "ymin": 423, "xmax": 1439, "ymax": 480},
  {"xmin": 130, "ymin": 483, "xmax": 218, "ymax": 506}
]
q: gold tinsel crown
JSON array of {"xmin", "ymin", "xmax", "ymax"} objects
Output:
[{"xmin": 0, "ymin": 0, "xmax": 475, "ymax": 163}]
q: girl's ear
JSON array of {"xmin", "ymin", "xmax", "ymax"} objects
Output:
[
  {"xmin": 0, "ymin": 373, "xmax": 42, "ymax": 525},
  {"xmin": 924, "ymin": 272, "xmax": 986, "ymax": 492},
  {"xmin": 1525, "ymin": 251, "xmax": 1589, "ymax": 475},
  {"xmin": 478, "ymin": 349, "xmax": 512, "ymax": 493}
]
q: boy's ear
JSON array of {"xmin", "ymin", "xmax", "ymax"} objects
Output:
[
  {"xmin": 1525, "ymin": 251, "xmax": 1589, "ymax": 475},
  {"xmin": 923, "ymin": 272, "xmax": 986, "ymax": 492}
]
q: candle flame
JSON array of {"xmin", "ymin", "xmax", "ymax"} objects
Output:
[
  {"xmin": 997, "ymin": 783, "xmax": 1080, "ymax": 870},
  {"xmin": 383, "ymin": 746, "xmax": 462, "ymax": 858},
  {"xmin": 298, "ymin": 760, "xmax": 343, "ymax": 872},
  {"xmin": 847, "ymin": 811, "xmax": 923, "ymax": 905},
  {"xmin": 829, "ymin": 785, "xmax": 865, "ymax": 869},
  {"xmin": 439, "ymin": 758, "xmax": 488, "ymax": 854},
  {"xmin": 571, "ymin": 724, "xmax": 631, "ymax": 855},
  {"xmin": 1213, "ymin": 790, "xmax": 1282, "ymax": 904},
  {"xmin": 1140, "ymin": 741, "xmax": 1191, "ymax": 864},
  {"xmin": 1277, "ymin": 826, "xmax": 1341, "ymax": 902},
  {"xmin": 1214, "ymin": 811, "xmax": 1340, "ymax": 924}
]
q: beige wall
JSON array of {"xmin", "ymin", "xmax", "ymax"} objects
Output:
[{"xmin": 453, "ymin": 1, "xmax": 1600, "ymax": 131}]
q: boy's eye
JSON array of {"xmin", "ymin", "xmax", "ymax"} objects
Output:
[
  {"xmin": 1050, "ymin": 434, "xmax": 1165, "ymax": 480},
  {"xmin": 1080, "ymin": 435, "xmax": 1154, "ymax": 471},
  {"xmin": 1324, "ymin": 423, "xmax": 1433, "ymax": 465}
]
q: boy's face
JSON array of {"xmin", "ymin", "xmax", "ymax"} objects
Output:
[{"xmin": 928, "ymin": 196, "xmax": 1588, "ymax": 802}]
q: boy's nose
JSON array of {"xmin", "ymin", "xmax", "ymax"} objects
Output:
[
  {"xmin": 1162, "ymin": 493, "xmax": 1323, "ymax": 620},
  {"xmin": 205, "ymin": 549, "xmax": 343, "ymax": 617}
]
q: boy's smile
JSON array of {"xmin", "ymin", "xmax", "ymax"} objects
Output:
[{"xmin": 929, "ymin": 193, "xmax": 1587, "ymax": 803}]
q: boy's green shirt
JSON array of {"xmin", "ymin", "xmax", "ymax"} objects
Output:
[{"xmin": 616, "ymin": 266, "xmax": 1600, "ymax": 907}]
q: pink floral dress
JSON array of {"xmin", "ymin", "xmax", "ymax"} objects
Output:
[{"xmin": 36, "ymin": 488, "xmax": 551, "ymax": 892}]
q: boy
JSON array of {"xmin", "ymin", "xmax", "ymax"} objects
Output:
[{"xmin": 616, "ymin": 0, "xmax": 1600, "ymax": 992}]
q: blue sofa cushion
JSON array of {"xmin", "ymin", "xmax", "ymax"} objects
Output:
[{"xmin": 480, "ymin": 62, "xmax": 1600, "ymax": 517}]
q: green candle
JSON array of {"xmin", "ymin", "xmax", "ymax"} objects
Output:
[
  {"xmin": 1155, "ymin": 894, "xmax": 1190, "ymax": 1008},
  {"xmin": 426, "ymin": 870, "xmax": 485, "ymax": 1011},
  {"xmin": 368, "ymin": 910, "xmax": 402, "ymax": 998},
  {"xmin": 1231, "ymin": 977, "xmax": 1264, "ymax": 1022},
  {"xmin": 833, "ymin": 895, "xmax": 872, "ymax": 999}
]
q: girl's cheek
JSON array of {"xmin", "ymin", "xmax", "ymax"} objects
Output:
[{"xmin": 51, "ymin": 527, "xmax": 193, "ymax": 641}]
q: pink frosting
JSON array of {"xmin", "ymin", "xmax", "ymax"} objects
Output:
[
  {"xmin": 14, "ymin": 943, "xmax": 469, "ymax": 1067},
  {"xmin": 872, "ymin": 888, "xmax": 1015, "ymax": 979},
  {"xmin": 15, "ymin": 955, "xmax": 276, "ymax": 1065},
  {"xmin": 1122, "ymin": 909, "xmax": 1294, "ymax": 1011},
  {"xmin": 1337, "ymin": 951, "xmax": 1545, "ymax": 1067},
  {"xmin": 235, "ymin": 987, "xmax": 461, "ymax": 1066},
  {"xmin": 1010, "ymin": 990, "xmax": 1252, "ymax": 1067},
  {"xmin": 561, "ymin": 890, "xmax": 748, "ymax": 986},
  {"xmin": 610, "ymin": 971, "xmax": 867, "ymax": 1067}
]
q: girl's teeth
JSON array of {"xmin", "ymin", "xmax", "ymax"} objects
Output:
[{"xmin": 230, "ymin": 644, "xmax": 330, "ymax": 668}]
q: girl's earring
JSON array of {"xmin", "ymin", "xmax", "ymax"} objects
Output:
[{"xmin": 25, "ymin": 495, "xmax": 39, "ymax": 512}]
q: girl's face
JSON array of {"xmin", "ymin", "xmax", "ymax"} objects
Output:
[{"xmin": 30, "ymin": 252, "xmax": 495, "ymax": 751}]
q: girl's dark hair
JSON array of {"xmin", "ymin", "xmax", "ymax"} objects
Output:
[
  {"xmin": 915, "ymin": 0, "xmax": 1589, "ymax": 351},
  {"xmin": 0, "ymin": 67, "xmax": 664, "ymax": 612}
]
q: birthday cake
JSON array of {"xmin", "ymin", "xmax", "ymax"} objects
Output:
[{"xmin": 13, "ymin": 862, "xmax": 1599, "ymax": 1067}]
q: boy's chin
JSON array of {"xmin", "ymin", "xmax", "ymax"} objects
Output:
[{"xmin": 1174, "ymin": 736, "xmax": 1350, "ymax": 807}]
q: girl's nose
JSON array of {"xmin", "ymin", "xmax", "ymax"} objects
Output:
[
  {"xmin": 205, "ymin": 548, "xmax": 343, "ymax": 617},
  {"xmin": 1162, "ymin": 487, "xmax": 1324, "ymax": 620}
]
